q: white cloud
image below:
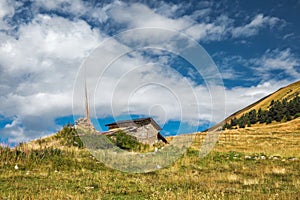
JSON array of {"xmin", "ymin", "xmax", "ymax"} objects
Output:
[
  {"xmin": 212, "ymin": 51, "xmax": 251, "ymax": 81},
  {"xmin": 190, "ymin": 8, "xmax": 211, "ymax": 21},
  {"xmin": 1, "ymin": 116, "xmax": 26, "ymax": 144},
  {"xmin": 33, "ymin": 0, "xmax": 113, "ymax": 24},
  {"xmin": 251, "ymin": 48, "xmax": 300, "ymax": 79},
  {"xmin": 153, "ymin": 1, "xmax": 181, "ymax": 18},
  {"xmin": 0, "ymin": 0, "xmax": 14, "ymax": 19},
  {"xmin": 109, "ymin": 3, "xmax": 229, "ymax": 42},
  {"xmin": 0, "ymin": 0, "xmax": 293, "ymax": 145},
  {"xmin": 0, "ymin": 14, "xmax": 102, "ymax": 82},
  {"xmin": 1, "ymin": 115, "xmax": 59, "ymax": 145},
  {"xmin": 231, "ymin": 14, "xmax": 281, "ymax": 38},
  {"xmin": 70, "ymin": 32, "xmax": 227, "ymax": 130},
  {"xmin": 224, "ymin": 80, "xmax": 292, "ymax": 118},
  {"xmin": 185, "ymin": 21, "xmax": 227, "ymax": 41},
  {"xmin": 214, "ymin": 47, "xmax": 300, "ymax": 82},
  {"xmin": 34, "ymin": 0, "xmax": 88, "ymax": 16},
  {"xmin": 0, "ymin": 13, "xmax": 102, "ymax": 144},
  {"xmin": 108, "ymin": 2, "xmax": 193, "ymax": 31},
  {"xmin": 32, "ymin": 1, "xmax": 284, "ymax": 43},
  {"xmin": 0, "ymin": 0, "xmax": 16, "ymax": 30}
]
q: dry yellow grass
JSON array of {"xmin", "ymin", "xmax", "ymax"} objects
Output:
[
  {"xmin": 208, "ymin": 118, "xmax": 300, "ymax": 157},
  {"xmin": 222, "ymin": 80, "xmax": 300, "ymax": 122},
  {"xmin": 1, "ymin": 116, "xmax": 299, "ymax": 199}
]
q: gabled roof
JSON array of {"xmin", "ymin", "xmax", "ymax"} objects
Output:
[{"xmin": 105, "ymin": 117, "xmax": 161, "ymax": 130}]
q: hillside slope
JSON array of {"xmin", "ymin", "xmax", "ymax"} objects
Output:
[
  {"xmin": 205, "ymin": 80, "xmax": 300, "ymax": 132},
  {"xmin": 232, "ymin": 80, "xmax": 300, "ymax": 118}
]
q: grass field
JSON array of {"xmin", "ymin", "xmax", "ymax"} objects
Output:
[{"xmin": 0, "ymin": 119, "xmax": 299, "ymax": 199}]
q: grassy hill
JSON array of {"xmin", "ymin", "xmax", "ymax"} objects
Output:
[
  {"xmin": 226, "ymin": 80, "xmax": 300, "ymax": 121},
  {"xmin": 205, "ymin": 80, "xmax": 300, "ymax": 132},
  {"xmin": 1, "ymin": 120, "xmax": 299, "ymax": 199},
  {"xmin": 1, "ymin": 81, "xmax": 300, "ymax": 199}
]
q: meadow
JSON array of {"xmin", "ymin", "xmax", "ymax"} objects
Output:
[{"xmin": 0, "ymin": 119, "xmax": 299, "ymax": 199}]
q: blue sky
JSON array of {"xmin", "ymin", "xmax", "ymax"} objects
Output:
[{"xmin": 0, "ymin": 0, "xmax": 299, "ymax": 146}]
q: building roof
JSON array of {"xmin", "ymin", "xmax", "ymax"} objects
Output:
[{"xmin": 105, "ymin": 117, "xmax": 162, "ymax": 130}]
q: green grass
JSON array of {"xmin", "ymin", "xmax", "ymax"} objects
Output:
[
  {"xmin": 1, "ymin": 118, "xmax": 300, "ymax": 199},
  {"xmin": 1, "ymin": 145, "xmax": 299, "ymax": 199}
]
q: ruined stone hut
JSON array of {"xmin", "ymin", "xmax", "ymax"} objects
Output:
[
  {"xmin": 105, "ymin": 117, "xmax": 168, "ymax": 145},
  {"xmin": 75, "ymin": 118, "xmax": 100, "ymax": 135}
]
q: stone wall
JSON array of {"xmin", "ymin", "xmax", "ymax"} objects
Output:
[
  {"xmin": 128, "ymin": 123, "xmax": 159, "ymax": 145},
  {"xmin": 76, "ymin": 118, "xmax": 165, "ymax": 145}
]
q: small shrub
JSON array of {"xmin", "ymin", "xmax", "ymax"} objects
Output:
[
  {"xmin": 108, "ymin": 131, "xmax": 141, "ymax": 151},
  {"xmin": 56, "ymin": 124, "xmax": 83, "ymax": 148},
  {"xmin": 107, "ymin": 131, "xmax": 150, "ymax": 152}
]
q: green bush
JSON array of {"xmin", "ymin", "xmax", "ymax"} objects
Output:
[
  {"xmin": 55, "ymin": 124, "xmax": 83, "ymax": 148},
  {"xmin": 107, "ymin": 131, "xmax": 140, "ymax": 150},
  {"xmin": 107, "ymin": 131, "xmax": 149, "ymax": 151}
]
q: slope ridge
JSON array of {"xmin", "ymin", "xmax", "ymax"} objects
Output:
[{"xmin": 205, "ymin": 80, "xmax": 300, "ymax": 132}]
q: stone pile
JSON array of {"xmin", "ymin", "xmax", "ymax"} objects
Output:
[{"xmin": 75, "ymin": 118, "xmax": 99, "ymax": 134}]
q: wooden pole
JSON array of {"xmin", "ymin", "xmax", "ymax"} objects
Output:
[{"xmin": 84, "ymin": 66, "xmax": 90, "ymax": 124}]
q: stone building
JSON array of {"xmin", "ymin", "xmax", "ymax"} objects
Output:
[{"xmin": 105, "ymin": 117, "xmax": 168, "ymax": 145}]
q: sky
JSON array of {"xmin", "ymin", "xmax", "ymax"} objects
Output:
[{"xmin": 0, "ymin": 0, "xmax": 299, "ymax": 146}]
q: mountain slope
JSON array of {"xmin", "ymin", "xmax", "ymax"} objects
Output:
[
  {"xmin": 232, "ymin": 80, "xmax": 300, "ymax": 118},
  {"xmin": 205, "ymin": 80, "xmax": 300, "ymax": 132}
]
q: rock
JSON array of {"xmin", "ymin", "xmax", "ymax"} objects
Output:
[
  {"xmin": 245, "ymin": 155, "xmax": 252, "ymax": 160},
  {"xmin": 260, "ymin": 155, "xmax": 266, "ymax": 160},
  {"xmin": 289, "ymin": 157, "xmax": 298, "ymax": 161},
  {"xmin": 75, "ymin": 118, "xmax": 98, "ymax": 134}
]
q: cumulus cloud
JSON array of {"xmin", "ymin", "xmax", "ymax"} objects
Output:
[
  {"xmin": 0, "ymin": 12, "xmax": 102, "ymax": 143},
  {"xmin": 0, "ymin": 0, "xmax": 295, "ymax": 145},
  {"xmin": 72, "ymin": 36, "xmax": 225, "ymax": 129}
]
